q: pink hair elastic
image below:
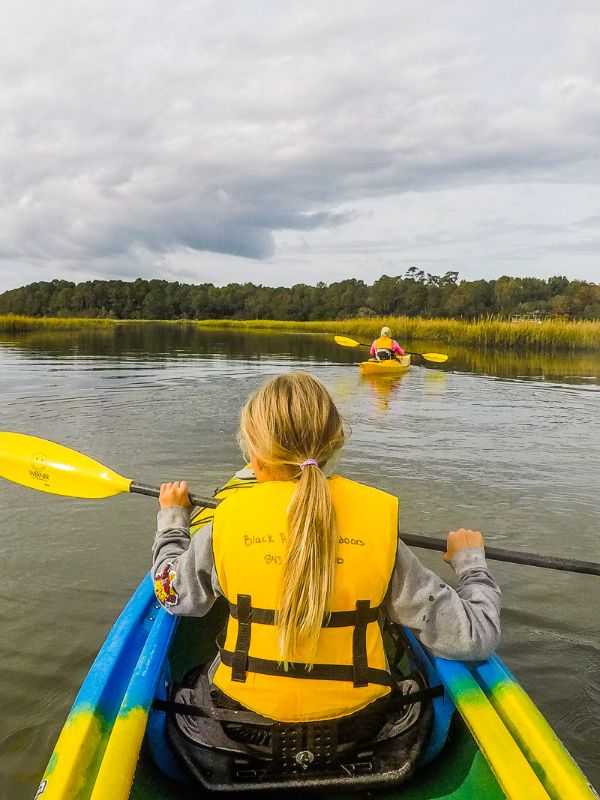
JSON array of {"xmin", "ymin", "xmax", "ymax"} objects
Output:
[{"xmin": 299, "ymin": 458, "xmax": 319, "ymax": 469}]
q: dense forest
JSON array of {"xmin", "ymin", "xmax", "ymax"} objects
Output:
[{"xmin": 1, "ymin": 269, "xmax": 599, "ymax": 321}]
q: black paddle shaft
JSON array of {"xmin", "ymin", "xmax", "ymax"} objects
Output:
[
  {"xmin": 400, "ymin": 533, "xmax": 600, "ymax": 577},
  {"xmin": 130, "ymin": 482, "xmax": 598, "ymax": 576},
  {"xmin": 129, "ymin": 481, "xmax": 218, "ymax": 509}
]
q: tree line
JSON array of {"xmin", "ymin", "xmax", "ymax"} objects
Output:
[{"xmin": 1, "ymin": 269, "xmax": 599, "ymax": 321}]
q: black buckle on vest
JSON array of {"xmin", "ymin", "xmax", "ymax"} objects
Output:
[{"xmin": 231, "ymin": 594, "xmax": 252, "ymax": 683}]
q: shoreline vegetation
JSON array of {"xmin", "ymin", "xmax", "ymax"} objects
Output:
[
  {"xmin": 1, "ymin": 313, "xmax": 600, "ymax": 351},
  {"xmin": 0, "ymin": 315, "xmax": 117, "ymax": 331}
]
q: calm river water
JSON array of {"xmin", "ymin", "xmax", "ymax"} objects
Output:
[{"xmin": 0, "ymin": 324, "xmax": 598, "ymax": 797}]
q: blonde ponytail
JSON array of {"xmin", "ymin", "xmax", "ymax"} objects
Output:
[
  {"xmin": 278, "ymin": 463, "xmax": 336, "ymax": 664},
  {"xmin": 238, "ymin": 373, "xmax": 345, "ymax": 665}
]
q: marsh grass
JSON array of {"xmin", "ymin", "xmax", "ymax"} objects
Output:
[
  {"xmin": 2, "ymin": 314, "xmax": 599, "ymax": 350},
  {"xmin": 0, "ymin": 315, "xmax": 119, "ymax": 332},
  {"xmin": 198, "ymin": 316, "xmax": 600, "ymax": 351},
  {"xmin": 0, "ymin": 316, "xmax": 199, "ymax": 332}
]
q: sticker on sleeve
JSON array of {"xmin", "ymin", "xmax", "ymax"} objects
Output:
[{"xmin": 154, "ymin": 562, "xmax": 179, "ymax": 607}]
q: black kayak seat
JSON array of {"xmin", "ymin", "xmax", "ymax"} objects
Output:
[{"xmin": 145, "ymin": 625, "xmax": 454, "ymax": 792}]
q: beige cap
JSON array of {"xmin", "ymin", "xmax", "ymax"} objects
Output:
[{"xmin": 381, "ymin": 326, "xmax": 392, "ymax": 337}]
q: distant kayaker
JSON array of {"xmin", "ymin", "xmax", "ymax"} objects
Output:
[
  {"xmin": 152, "ymin": 373, "xmax": 500, "ymax": 760},
  {"xmin": 370, "ymin": 326, "xmax": 406, "ymax": 361}
]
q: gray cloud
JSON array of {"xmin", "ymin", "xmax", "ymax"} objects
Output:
[{"xmin": 1, "ymin": 1, "xmax": 599, "ymax": 290}]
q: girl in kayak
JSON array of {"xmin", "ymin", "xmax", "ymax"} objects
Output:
[
  {"xmin": 370, "ymin": 325, "xmax": 406, "ymax": 361},
  {"xmin": 152, "ymin": 372, "xmax": 500, "ymax": 726}
]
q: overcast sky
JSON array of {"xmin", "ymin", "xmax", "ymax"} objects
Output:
[{"xmin": 1, "ymin": 0, "xmax": 599, "ymax": 292}]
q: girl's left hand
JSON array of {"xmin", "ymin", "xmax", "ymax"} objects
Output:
[
  {"xmin": 159, "ymin": 481, "xmax": 192, "ymax": 509},
  {"xmin": 443, "ymin": 528, "xmax": 484, "ymax": 562}
]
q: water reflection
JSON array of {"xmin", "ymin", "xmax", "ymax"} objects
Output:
[
  {"xmin": 0, "ymin": 325, "xmax": 355, "ymax": 365},
  {"xmin": 330, "ymin": 375, "xmax": 359, "ymax": 406},
  {"xmin": 423, "ymin": 370, "xmax": 447, "ymax": 395},
  {"xmin": 1, "ymin": 324, "xmax": 599, "ymax": 386},
  {"xmin": 413, "ymin": 340, "xmax": 600, "ymax": 385},
  {"xmin": 360, "ymin": 373, "xmax": 408, "ymax": 412}
]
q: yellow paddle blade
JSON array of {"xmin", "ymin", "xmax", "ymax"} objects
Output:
[
  {"xmin": 421, "ymin": 353, "xmax": 448, "ymax": 363},
  {"xmin": 334, "ymin": 335, "xmax": 362, "ymax": 347},
  {"xmin": 0, "ymin": 433, "xmax": 132, "ymax": 499}
]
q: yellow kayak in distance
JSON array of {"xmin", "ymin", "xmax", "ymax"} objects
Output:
[{"xmin": 359, "ymin": 354, "xmax": 411, "ymax": 376}]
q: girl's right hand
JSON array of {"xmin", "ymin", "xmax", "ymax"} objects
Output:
[
  {"xmin": 159, "ymin": 481, "xmax": 191, "ymax": 509},
  {"xmin": 443, "ymin": 528, "xmax": 484, "ymax": 563}
]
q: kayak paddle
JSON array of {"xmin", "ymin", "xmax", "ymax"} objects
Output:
[
  {"xmin": 0, "ymin": 433, "xmax": 597, "ymax": 576},
  {"xmin": 334, "ymin": 335, "xmax": 448, "ymax": 363},
  {"xmin": 0, "ymin": 432, "xmax": 218, "ymax": 508}
]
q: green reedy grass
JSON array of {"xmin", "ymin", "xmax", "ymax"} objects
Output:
[
  {"xmin": 197, "ymin": 316, "xmax": 600, "ymax": 351},
  {"xmin": 0, "ymin": 315, "xmax": 119, "ymax": 332},
  {"xmin": 2, "ymin": 314, "xmax": 599, "ymax": 350},
  {"xmin": 0, "ymin": 315, "xmax": 199, "ymax": 332}
]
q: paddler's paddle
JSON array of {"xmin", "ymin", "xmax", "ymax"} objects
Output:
[
  {"xmin": 334, "ymin": 335, "xmax": 448, "ymax": 363},
  {"xmin": 1, "ymin": 432, "xmax": 598, "ymax": 576},
  {"xmin": 0, "ymin": 431, "xmax": 218, "ymax": 508}
]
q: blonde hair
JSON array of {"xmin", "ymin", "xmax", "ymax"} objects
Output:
[
  {"xmin": 239, "ymin": 372, "xmax": 345, "ymax": 664},
  {"xmin": 381, "ymin": 326, "xmax": 392, "ymax": 337}
]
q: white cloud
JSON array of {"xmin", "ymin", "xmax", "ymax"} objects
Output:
[{"xmin": 0, "ymin": 0, "xmax": 599, "ymax": 291}]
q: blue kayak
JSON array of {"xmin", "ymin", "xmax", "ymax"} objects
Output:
[{"xmin": 37, "ymin": 471, "xmax": 598, "ymax": 800}]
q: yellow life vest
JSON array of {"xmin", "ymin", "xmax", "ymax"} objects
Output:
[
  {"xmin": 211, "ymin": 476, "xmax": 399, "ymax": 722},
  {"xmin": 374, "ymin": 336, "xmax": 394, "ymax": 355}
]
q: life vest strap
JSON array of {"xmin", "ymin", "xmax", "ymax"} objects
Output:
[
  {"xmin": 152, "ymin": 697, "xmax": 274, "ymax": 726},
  {"xmin": 388, "ymin": 684, "xmax": 444, "ymax": 711},
  {"xmin": 218, "ymin": 634, "xmax": 394, "ymax": 687},
  {"xmin": 231, "ymin": 594, "xmax": 252, "ymax": 682},
  {"xmin": 352, "ymin": 600, "xmax": 370, "ymax": 687},
  {"xmin": 227, "ymin": 600, "xmax": 382, "ymax": 628},
  {"xmin": 153, "ymin": 678, "xmax": 443, "ymax": 725},
  {"xmin": 224, "ymin": 595, "xmax": 391, "ymax": 687}
]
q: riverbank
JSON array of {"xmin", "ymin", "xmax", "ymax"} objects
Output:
[
  {"xmin": 0, "ymin": 315, "xmax": 118, "ymax": 332},
  {"xmin": 197, "ymin": 316, "xmax": 600, "ymax": 351},
  {"xmin": 2, "ymin": 314, "xmax": 600, "ymax": 350},
  {"xmin": 0, "ymin": 316, "xmax": 193, "ymax": 332}
]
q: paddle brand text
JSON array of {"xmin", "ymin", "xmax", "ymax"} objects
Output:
[{"xmin": 29, "ymin": 452, "xmax": 50, "ymax": 483}]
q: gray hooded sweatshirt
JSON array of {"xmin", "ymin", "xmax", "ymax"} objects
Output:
[{"xmin": 152, "ymin": 505, "xmax": 501, "ymax": 662}]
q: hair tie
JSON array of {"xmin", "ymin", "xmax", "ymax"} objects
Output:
[{"xmin": 299, "ymin": 458, "xmax": 319, "ymax": 469}]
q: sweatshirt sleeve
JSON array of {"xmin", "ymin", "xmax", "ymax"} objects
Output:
[
  {"xmin": 392, "ymin": 340, "xmax": 405, "ymax": 355},
  {"xmin": 370, "ymin": 341, "xmax": 376, "ymax": 356},
  {"xmin": 385, "ymin": 539, "xmax": 501, "ymax": 660},
  {"xmin": 152, "ymin": 507, "xmax": 222, "ymax": 617}
]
